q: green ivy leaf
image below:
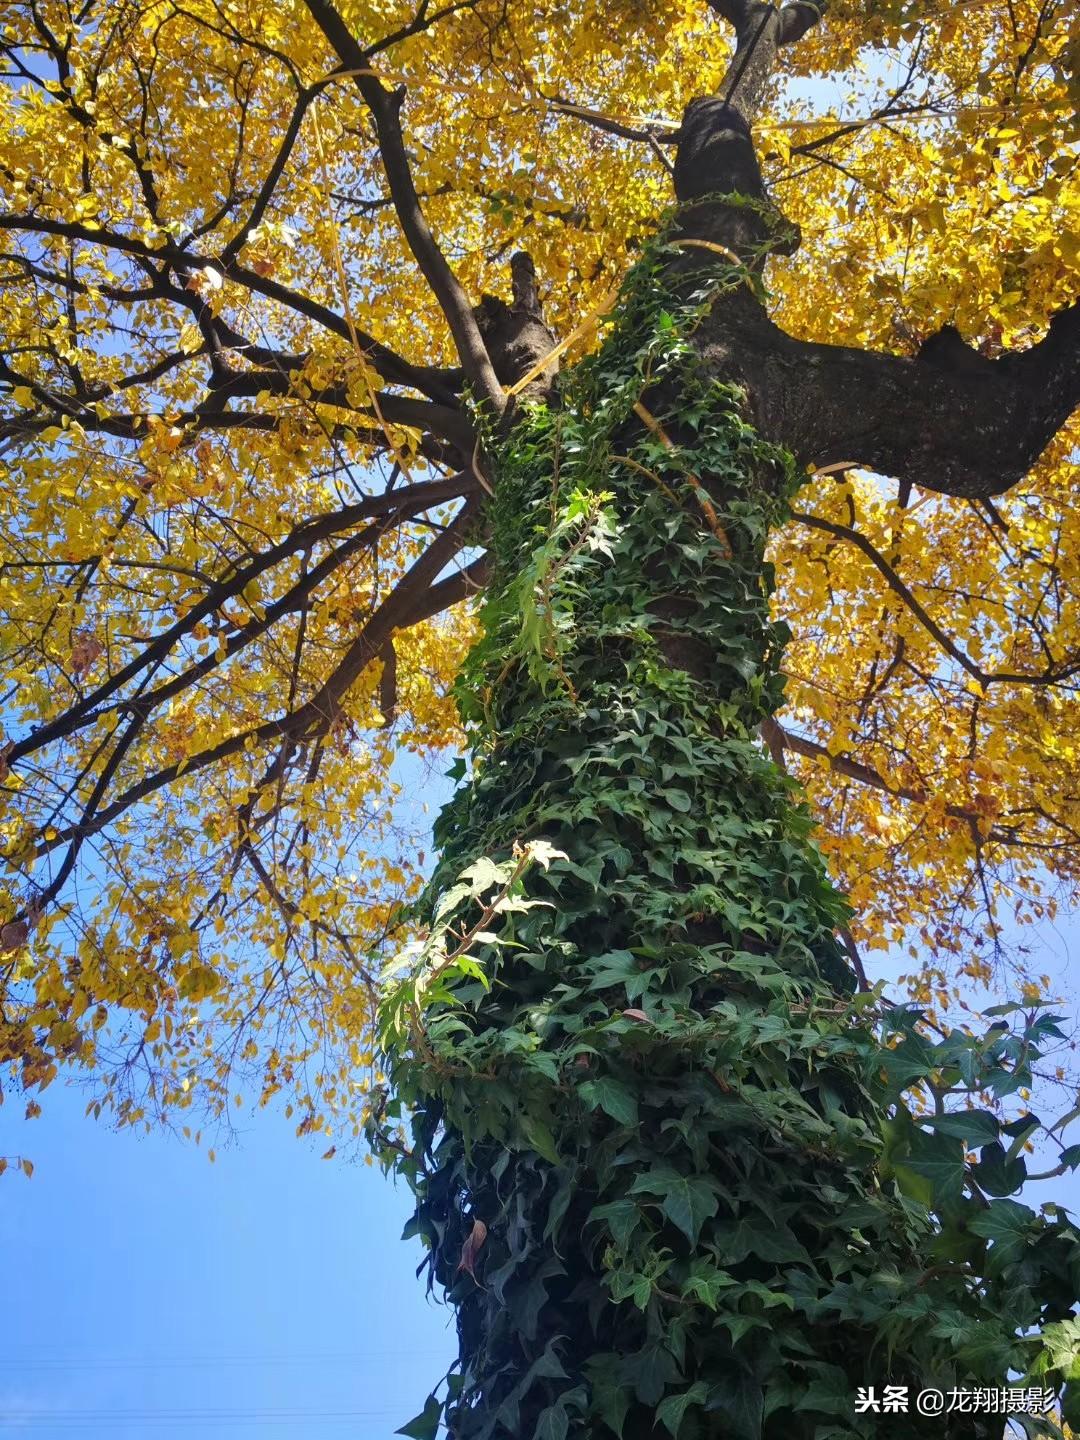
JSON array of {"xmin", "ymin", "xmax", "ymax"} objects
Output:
[
  {"xmin": 586, "ymin": 950, "xmax": 639, "ymax": 992},
  {"xmin": 892, "ymin": 1126, "xmax": 965, "ymax": 1208},
  {"xmin": 591, "ymin": 1375, "xmax": 631, "ymax": 1440},
  {"xmin": 590, "ymin": 1196, "xmax": 642, "ymax": 1250},
  {"xmin": 709, "ymin": 1216, "xmax": 811, "ymax": 1265},
  {"xmin": 968, "ymin": 1198, "xmax": 1037, "ymax": 1272},
  {"xmin": 657, "ymin": 1382, "xmax": 708, "ymax": 1436},
  {"xmin": 681, "ymin": 1259, "xmax": 737, "ymax": 1309},
  {"xmin": 396, "ymin": 1393, "xmax": 443, "ymax": 1440},
  {"xmin": 707, "ymin": 1369, "xmax": 764, "ymax": 1440},
  {"xmin": 630, "ymin": 1165, "xmax": 720, "ymax": 1244},
  {"xmin": 971, "ymin": 1140, "xmax": 1027, "ymax": 1197},
  {"xmin": 579, "ymin": 1077, "xmax": 639, "ymax": 1126},
  {"xmin": 534, "ymin": 1403, "xmax": 569, "ymax": 1440},
  {"xmin": 632, "ymin": 1339, "xmax": 682, "ymax": 1407},
  {"xmin": 924, "ymin": 1109, "xmax": 1000, "ymax": 1146},
  {"xmin": 521, "ymin": 1114, "xmax": 561, "ymax": 1166}
]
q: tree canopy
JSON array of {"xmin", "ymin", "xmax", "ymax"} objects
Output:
[{"xmin": 0, "ymin": 0, "xmax": 1077, "ymax": 1140}]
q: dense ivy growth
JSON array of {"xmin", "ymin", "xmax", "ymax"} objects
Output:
[{"xmin": 375, "ymin": 248, "xmax": 1080, "ymax": 1439}]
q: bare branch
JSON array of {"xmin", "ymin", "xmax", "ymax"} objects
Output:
[
  {"xmin": 7, "ymin": 474, "xmax": 476, "ymax": 765},
  {"xmin": 792, "ymin": 508, "xmax": 1080, "ymax": 686},
  {"xmin": 220, "ymin": 79, "xmax": 326, "ymax": 264},
  {"xmin": 770, "ymin": 720, "xmax": 1040, "ymax": 847},
  {"xmin": 25, "ymin": 508, "xmax": 476, "ymax": 892},
  {"xmin": 303, "ymin": 0, "xmax": 505, "ymax": 412},
  {"xmin": 546, "ymin": 95, "xmax": 679, "ymax": 145},
  {"xmin": 0, "ymin": 212, "xmax": 450, "ymax": 399}
]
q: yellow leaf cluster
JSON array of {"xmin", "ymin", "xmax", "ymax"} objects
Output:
[{"xmin": 0, "ymin": 0, "xmax": 1076, "ymax": 1129}]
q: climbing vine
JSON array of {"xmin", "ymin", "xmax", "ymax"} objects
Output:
[{"xmin": 375, "ymin": 243, "xmax": 1080, "ymax": 1439}]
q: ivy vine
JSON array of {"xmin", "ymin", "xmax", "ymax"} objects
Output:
[{"xmin": 375, "ymin": 242, "xmax": 1080, "ymax": 1440}]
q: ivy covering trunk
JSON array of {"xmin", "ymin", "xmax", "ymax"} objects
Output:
[{"xmin": 375, "ymin": 244, "xmax": 1080, "ymax": 1440}]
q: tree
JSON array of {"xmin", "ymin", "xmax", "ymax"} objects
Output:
[{"xmin": 1, "ymin": 0, "xmax": 1079, "ymax": 1430}]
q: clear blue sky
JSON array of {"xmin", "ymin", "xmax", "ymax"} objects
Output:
[{"xmin": 1, "ymin": 1080, "xmax": 457, "ymax": 1436}]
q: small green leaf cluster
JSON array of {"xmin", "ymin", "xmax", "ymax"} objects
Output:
[{"xmin": 381, "ymin": 245, "xmax": 1080, "ymax": 1440}]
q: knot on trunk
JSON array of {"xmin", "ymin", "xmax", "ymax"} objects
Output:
[
  {"xmin": 474, "ymin": 251, "xmax": 558, "ymax": 399},
  {"xmin": 917, "ymin": 324, "xmax": 995, "ymax": 376}
]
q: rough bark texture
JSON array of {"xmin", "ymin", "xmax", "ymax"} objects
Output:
[
  {"xmin": 666, "ymin": 61, "xmax": 1079, "ymax": 499},
  {"xmin": 469, "ymin": 16, "xmax": 1079, "ymax": 502},
  {"xmin": 475, "ymin": 252, "xmax": 560, "ymax": 400},
  {"xmin": 679, "ymin": 268, "xmax": 1080, "ymax": 498}
]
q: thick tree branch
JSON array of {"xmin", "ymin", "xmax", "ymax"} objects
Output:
[
  {"xmin": 674, "ymin": 2, "xmax": 826, "ymax": 254},
  {"xmin": 668, "ymin": 2, "xmax": 1077, "ymax": 499},
  {"xmin": 546, "ymin": 95, "xmax": 679, "ymax": 145},
  {"xmin": 792, "ymin": 511, "xmax": 1079, "ymax": 686},
  {"xmin": 302, "ymin": 0, "xmax": 504, "ymax": 412},
  {"xmin": 296, "ymin": 508, "xmax": 474, "ymax": 741},
  {"xmin": 717, "ymin": 301, "xmax": 1080, "ymax": 499},
  {"xmin": 766, "ymin": 719, "xmax": 1052, "ymax": 849},
  {"xmin": 708, "ymin": 0, "xmax": 825, "ymax": 124},
  {"xmin": 26, "ymin": 509, "xmax": 476, "ymax": 872},
  {"xmin": 473, "ymin": 252, "xmax": 559, "ymax": 398},
  {"xmin": 399, "ymin": 551, "xmax": 490, "ymax": 625},
  {"xmin": 199, "ymin": 371, "xmax": 474, "ymax": 451},
  {"xmin": 0, "ymin": 212, "xmax": 452, "ymax": 400}
]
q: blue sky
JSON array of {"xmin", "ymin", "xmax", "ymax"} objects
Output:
[{"xmin": 1, "ymin": 1079, "xmax": 457, "ymax": 1436}]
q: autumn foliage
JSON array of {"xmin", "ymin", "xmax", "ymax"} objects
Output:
[{"xmin": 0, "ymin": 0, "xmax": 1077, "ymax": 1147}]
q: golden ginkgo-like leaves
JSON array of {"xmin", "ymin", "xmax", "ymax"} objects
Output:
[{"xmin": 0, "ymin": 0, "xmax": 1076, "ymax": 1138}]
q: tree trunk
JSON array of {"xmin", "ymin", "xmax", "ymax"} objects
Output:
[{"xmin": 379, "ymin": 226, "xmax": 1022, "ymax": 1438}]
